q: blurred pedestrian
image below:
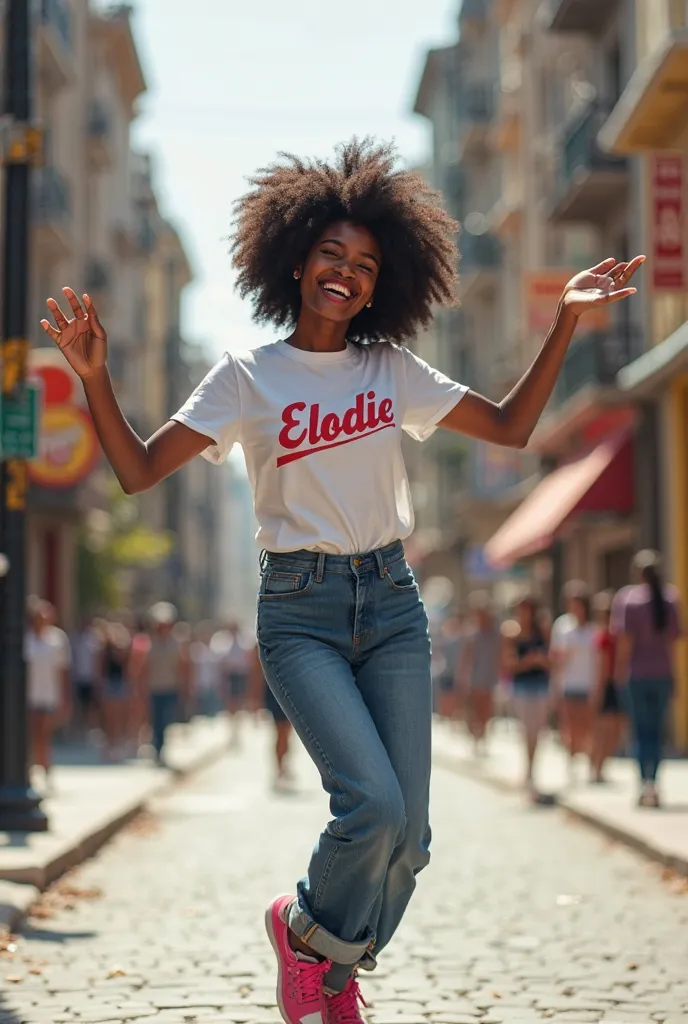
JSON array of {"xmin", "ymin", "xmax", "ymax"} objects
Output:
[
  {"xmin": 128, "ymin": 614, "xmax": 152, "ymax": 754},
  {"xmin": 212, "ymin": 620, "xmax": 253, "ymax": 748},
  {"xmin": 589, "ymin": 590, "xmax": 626, "ymax": 784},
  {"xmin": 459, "ymin": 591, "xmax": 501, "ymax": 754},
  {"xmin": 70, "ymin": 613, "xmax": 103, "ymax": 739},
  {"xmin": 611, "ymin": 550, "xmax": 683, "ymax": 808},
  {"xmin": 143, "ymin": 602, "xmax": 188, "ymax": 765},
  {"xmin": 503, "ymin": 594, "xmax": 551, "ymax": 798},
  {"xmin": 550, "ymin": 581, "xmax": 598, "ymax": 783},
  {"xmin": 190, "ymin": 621, "xmax": 221, "ymax": 718},
  {"xmin": 248, "ymin": 644, "xmax": 294, "ymax": 790},
  {"xmin": 25, "ymin": 597, "xmax": 71, "ymax": 790},
  {"xmin": 100, "ymin": 620, "xmax": 132, "ymax": 761},
  {"xmin": 41, "ymin": 130, "xmax": 643, "ymax": 1020},
  {"xmin": 432, "ymin": 610, "xmax": 464, "ymax": 723}
]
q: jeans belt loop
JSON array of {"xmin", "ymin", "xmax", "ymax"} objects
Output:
[
  {"xmin": 373, "ymin": 547, "xmax": 385, "ymax": 579},
  {"xmin": 259, "ymin": 549, "xmax": 268, "ymax": 572},
  {"xmin": 315, "ymin": 552, "xmax": 325, "ymax": 584}
]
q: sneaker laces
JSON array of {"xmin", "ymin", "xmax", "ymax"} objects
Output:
[
  {"xmin": 326, "ymin": 976, "xmax": 368, "ymax": 1024},
  {"xmin": 288, "ymin": 955, "xmax": 331, "ymax": 1004}
]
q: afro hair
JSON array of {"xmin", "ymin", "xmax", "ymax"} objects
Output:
[{"xmin": 231, "ymin": 137, "xmax": 459, "ymax": 344}]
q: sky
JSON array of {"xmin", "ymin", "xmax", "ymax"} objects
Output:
[{"xmin": 124, "ymin": 0, "xmax": 460, "ymax": 361}]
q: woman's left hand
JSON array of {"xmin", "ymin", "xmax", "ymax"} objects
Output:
[{"xmin": 562, "ymin": 255, "xmax": 645, "ymax": 317}]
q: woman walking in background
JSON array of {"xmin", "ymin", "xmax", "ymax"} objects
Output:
[
  {"xmin": 100, "ymin": 620, "xmax": 132, "ymax": 762},
  {"xmin": 611, "ymin": 551, "xmax": 683, "ymax": 807},
  {"xmin": 40, "ymin": 137, "xmax": 642, "ymax": 1024},
  {"xmin": 550, "ymin": 581, "xmax": 598, "ymax": 783},
  {"xmin": 25, "ymin": 597, "xmax": 71, "ymax": 791},
  {"xmin": 503, "ymin": 594, "xmax": 551, "ymax": 799},
  {"xmin": 460, "ymin": 591, "xmax": 501, "ymax": 754},
  {"xmin": 590, "ymin": 590, "xmax": 626, "ymax": 784}
]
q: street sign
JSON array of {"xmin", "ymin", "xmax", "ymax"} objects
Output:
[{"xmin": 0, "ymin": 381, "xmax": 41, "ymax": 459}]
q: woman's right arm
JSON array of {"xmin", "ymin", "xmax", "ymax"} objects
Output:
[
  {"xmin": 41, "ymin": 288, "xmax": 212, "ymax": 494},
  {"xmin": 82, "ymin": 370, "xmax": 211, "ymax": 494}
]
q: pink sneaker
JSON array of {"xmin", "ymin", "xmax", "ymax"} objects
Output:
[
  {"xmin": 266, "ymin": 894, "xmax": 331, "ymax": 1024},
  {"xmin": 326, "ymin": 976, "xmax": 368, "ymax": 1024}
]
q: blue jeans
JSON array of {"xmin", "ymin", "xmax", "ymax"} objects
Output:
[
  {"xmin": 626, "ymin": 678, "xmax": 672, "ymax": 782},
  {"xmin": 150, "ymin": 692, "xmax": 178, "ymax": 755},
  {"xmin": 257, "ymin": 540, "xmax": 431, "ymax": 969}
]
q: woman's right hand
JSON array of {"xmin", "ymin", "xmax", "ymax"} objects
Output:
[{"xmin": 40, "ymin": 287, "xmax": 107, "ymax": 380}]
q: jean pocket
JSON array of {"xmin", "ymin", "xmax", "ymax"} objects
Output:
[
  {"xmin": 260, "ymin": 569, "xmax": 314, "ymax": 599},
  {"xmin": 383, "ymin": 559, "xmax": 419, "ymax": 593}
]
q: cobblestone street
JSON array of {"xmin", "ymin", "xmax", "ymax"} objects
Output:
[{"xmin": 2, "ymin": 724, "xmax": 688, "ymax": 1024}]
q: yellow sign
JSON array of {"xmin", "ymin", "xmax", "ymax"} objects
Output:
[{"xmin": 30, "ymin": 405, "xmax": 99, "ymax": 489}]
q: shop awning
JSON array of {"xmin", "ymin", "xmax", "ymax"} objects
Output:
[{"xmin": 484, "ymin": 431, "xmax": 633, "ymax": 569}]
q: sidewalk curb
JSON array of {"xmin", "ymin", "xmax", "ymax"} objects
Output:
[
  {"xmin": 0, "ymin": 729, "xmax": 229, "ymax": 899},
  {"xmin": 433, "ymin": 748, "xmax": 688, "ymax": 878}
]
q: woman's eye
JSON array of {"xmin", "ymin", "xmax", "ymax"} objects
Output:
[
  {"xmin": 321, "ymin": 249, "xmax": 338, "ymax": 257},
  {"xmin": 358, "ymin": 264, "xmax": 373, "ymax": 274}
]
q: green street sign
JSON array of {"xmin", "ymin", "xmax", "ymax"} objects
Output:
[{"xmin": 0, "ymin": 381, "xmax": 41, "ymax": 460}]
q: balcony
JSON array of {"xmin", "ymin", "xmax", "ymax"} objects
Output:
[
  {"xmin": 555, "ymin": 324, "xmax": 643, "ymax": 406},
  {"xmin": 550, "ymin": 101, "xmax": 628, "ymax": 224},
  {"xmin": 598, "ymin": 28, "xmax": 688, "ymax": 154},
  {"xmin": 88, "ymin": 102, "xmax": 113, "ymax": 171},
  {"xmin": 33, "ymin": 166, "xmax": 73, "ymax": 259},
  {"xmin": 457, "ymin": 81, "xmax": 495, "ymax": 158},
  {"xmin": 545, "ymin": 0, "xmax": 620, "ymax": 34},
  {"xmin": 37, "ymin": 0, "xmax": 73, "ymax": 92}
]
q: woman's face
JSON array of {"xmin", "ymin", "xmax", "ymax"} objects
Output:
[{"xmin": 299, "ymin": 220, "xmax": 380, "ymax": 325}]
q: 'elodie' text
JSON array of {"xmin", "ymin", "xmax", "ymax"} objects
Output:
[{"xmin": 277, "ymin": 391, "xmax": 395, "ymax": 467}]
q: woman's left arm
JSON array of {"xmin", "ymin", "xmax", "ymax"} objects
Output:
[{"xmin": 439, "ymin": 256, "xmax": 644, "ymax": 448}]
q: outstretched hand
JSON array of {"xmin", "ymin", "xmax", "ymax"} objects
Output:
[
  {"xmin": 40, "ymin": 287, "xmax": 108, "ymax": 380},
  {"xmin": 562, "ymin": 255, "xmax": 645, "ymax": 317}
]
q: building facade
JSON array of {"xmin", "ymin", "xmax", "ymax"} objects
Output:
[{"xmin": 0, "ymin": 2, "xmax": 223, "ymax": 626}]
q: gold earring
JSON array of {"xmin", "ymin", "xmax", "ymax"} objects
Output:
[{"xmin": 293, "ymin": 270, "xmax": 301, "ymax": 280}]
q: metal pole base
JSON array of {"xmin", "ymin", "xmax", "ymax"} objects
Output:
[{"xmin": 0, "ymin": 785, "xmax": 48, "ymax": 832}]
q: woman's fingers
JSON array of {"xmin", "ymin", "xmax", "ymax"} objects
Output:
[
  {"xmin": 83, "ymin": 293, "xmax": 106, "ymax": 337},
  {"xmin": 590, "ymin": 257, "xmax": 616, "ymax": 273},
  {"xmin": 603, "ymin": 287, "xmax": 638, "ymax": 305},
  {"xmin": 623, "ymin": 254, "xmax": 646, "ymax": 281},
  {"xmin": 46, "ymin": 297, "xmax": 69, "ymax": 328},
  {"xmin": 39, "ymin": 319, "xmax": 60, "ymax": 343},
  {"xmin": 62, "ymin": 286, "xmax": 87, "ymax": 319}
]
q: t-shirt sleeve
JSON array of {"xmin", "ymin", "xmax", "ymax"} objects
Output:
[
  {"xmin": 171, "ymin": 352, "xmax": 241, "ymax": 464},
  {"xmin": 398, "ymin": 346, "xmax": 468, "ymax": 442}
]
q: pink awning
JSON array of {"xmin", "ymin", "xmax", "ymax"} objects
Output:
[{"xmin": 484, "ymin": 432, "xmax": 633, "ymax": 569}]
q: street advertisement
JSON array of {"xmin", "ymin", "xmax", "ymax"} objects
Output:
[
  {"xmin": 28, "ymin": 353, "xmax": 100, "ymax": 488},
  {"xmin": 649, "ymin": 152, "xmax": 686, "ymax": 292}
]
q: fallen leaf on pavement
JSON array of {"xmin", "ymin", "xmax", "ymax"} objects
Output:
[{"xmin": 107, "ymin": 965, "xmax": 127, "ymax": 978}]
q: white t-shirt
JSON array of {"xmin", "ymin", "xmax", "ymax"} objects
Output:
[
  {"xmin": 173, "ymin": 340, "xmax": 466, "ymax": 554},
  {"xmin": 25, "ymin": 627, "xmax": 70, "ymax": 710},
  {"xmin": 550, "ymin": 614, "xmax": 598, "ymax": 694},
  {"xmin": 190, "ymin": 641, "xmax": 220, "ymax": 693}
]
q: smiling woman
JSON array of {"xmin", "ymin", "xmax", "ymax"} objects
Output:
[{"xmin": 39, "ymin": 135, "xmax": 643, "ymax": 1024}]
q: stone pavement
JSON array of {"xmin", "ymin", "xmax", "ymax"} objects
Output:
[
  {"xmin": 0, "ymin": 716, "xmax": 230, "ymax": 892},
  {"xmin": 433, "ymin": 720, "xmax": 688, "ymax": 876},
  {"xmin": 2, "ymin": 721, "xmax": 688, "ymax": 1024}
]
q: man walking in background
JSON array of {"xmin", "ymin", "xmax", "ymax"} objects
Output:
[{"xmin": 141, "ymin": 602, "xmax": 190, "ymax": 765}]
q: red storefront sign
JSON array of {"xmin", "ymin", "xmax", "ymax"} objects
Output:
[{"xmin": 650, "ymin": 153, "xmax": 686, "ymax": 292}]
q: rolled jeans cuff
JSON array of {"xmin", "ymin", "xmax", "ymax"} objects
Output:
[{"xmin": 287, "ymin": 899, "xmax": 374, "ymax": 966}]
